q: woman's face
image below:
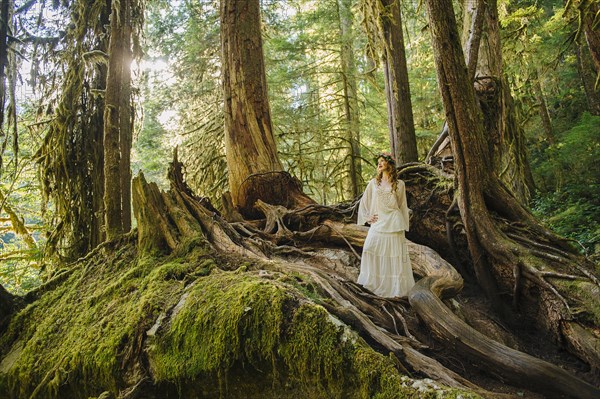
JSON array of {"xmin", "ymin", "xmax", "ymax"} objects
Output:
[{"xmin": 377, "ymin": 157, "xmax": 389, "ymax": 173}]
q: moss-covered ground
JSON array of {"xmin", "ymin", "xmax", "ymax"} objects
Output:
[{"xmin": 0, "ymin": 235, "xmax": 480, "ymax": 399}]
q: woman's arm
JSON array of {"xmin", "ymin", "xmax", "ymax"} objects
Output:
[
  {"xmin": 357, "ymin": 179, "xmax": 375, "ymax": 225},
  {"xmin": 395, "ymin": 179, "xmax": 411, "ymax": 231}
]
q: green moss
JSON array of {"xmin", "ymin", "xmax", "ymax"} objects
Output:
[
  {"xmin": 1, "ymin": 242, "xmax": 482, "ymax": 399},
  {"xmin": 0, "ymin": 244, "xmax": 212, "ymax": 398},
  {"xmin": 279, "ymin": 304, "xmax": 351, "ymax": 395},
  {"xmin": 563, "ymin": 280, "xmax": 600, "ymax": 325},
  {"xmin": 148, "ymin": 271, "xmax": 287, "ymax": 384},
  {"xmin": 148, "ymin": 270, "xmax": 482, "ymax": 398}
]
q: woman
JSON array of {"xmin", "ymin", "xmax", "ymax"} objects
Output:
[{"xmin": 357, "ymin": 153, "xmax": 415, "ymax": 298}]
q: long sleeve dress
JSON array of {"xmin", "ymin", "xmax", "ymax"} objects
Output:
[{"xmin": 356, "ymin": 178, "xmax": 415, "ymax": 297}]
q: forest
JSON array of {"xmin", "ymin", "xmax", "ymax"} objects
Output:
[{"xmin": 0, "ymin": 0, "xmax": 599, "ymax": 398}]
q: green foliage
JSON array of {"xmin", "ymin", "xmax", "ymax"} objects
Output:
[
  {"xmin": 1, "ymin": 107, "xmax": 46, "ymax": 294},
  {"xmin": 531, "ymin": 113, "xmax": 600, "ymax": 253},
  {"xmin": 499, "ymin": 2, "xmax": 599, "ymax": 254},
  {"xmin": 141, "ymin": 0, "xmax": 226, "ymax": 205}
]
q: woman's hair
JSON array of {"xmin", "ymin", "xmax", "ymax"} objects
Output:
[{"xmin": 375, "ymin": 154, "xmax": 399, "ymax": 191}]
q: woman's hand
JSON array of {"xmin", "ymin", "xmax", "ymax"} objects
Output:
[{"xmin": 368, "ymin": 214, "xmax": 378, "ymax": 224}]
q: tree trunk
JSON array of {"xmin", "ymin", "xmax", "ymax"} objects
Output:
[
  {"xmin": 425, "ymin": 0, "xmax": 600, "ymax": 376},
  {"xmin": 576, "ymin": 38, "xmax": 600, "ymax": 116},
  {"xmin": 119, "ymin": 22, "xmax": 133, "ymax": 234},
  {"xmin": 104, "ymin": 0, "xmax": 133, "ymax": 240},
  {"xmin": 87, "ymin": 3, "xmax": 111, "ymax": 250},
  {"xmin": 381, "ymin": 0, "xmax": 418, "ymax": 164},
  {"xmin": 337, "ymin": 0, "xmax": 362, "ymax": 198},
  {"xmin": 462, "ymin": 0, "xmax": 485, "ymax": 80},
  {"xmin": 220, "ymin": 0, "xmax": 312, "ymax": 216},
  {"xmin": 89, "ymin": 63, "xmax": 107, "ymax": 249},
  {"xmin": 532, "ymin": 68, "xmax": 554, "ymax": 143},
  {"xmin": 474, "ymin": 0, "xmax": 532, "ymax": 204},
  {"xmin": 35, "ymin": 3, "xmax": 110, "ymax": 261},
  {"xmin": 583, "ymin": 2, "xmax": 600, "ymax": 74},
  {"xmin": 426, "ymin": 0, "xmax": 485, "ymax": 164},
  {"xmin": 0, "ymin": 0, "xmax": 9, "ymax": 142}
]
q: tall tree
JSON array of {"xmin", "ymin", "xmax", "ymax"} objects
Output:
[
  {"xmin": 430, "ymin": 0, "xmax": 533, "ymax": 203},
  {"xmin": 381, "ymin": 0, "xmax": 418, "ymax": 164},
  {"xmin": 426, "ymin": 0, "xmax": 485, "ymax": 163},
  {"xmin": 337, "ymin": 0, "xmax": 362, "ymax": 197},
  {"xmin": 478, "ymin": 0, "xmax": 533, "ymax": 203},
  {"xmin": 0, "ymin": 0, "xmax": 10, "ymax": 151},
  {"xmin": 104, "ymin": 0, "xmax": 134, "ymax": 239},
  {"xmin": 360, "ymin": 0, "xmax": 418, "ymax": 164},
  {"xmin": 580, "ymin": 1, "xmax": 600, "ymax": 73},
  {"xmin": 36, "ymin": 0, "xmax": 110, "ymax": 261},
  {"xmin": 220, "ymin": 0, "xmax": 312, "ymax": 216},
  {"xmin": 531, "ymin": 68, "xmax": 554, "ymax": 142},
  {"xmin": 424, "ymin": 0, "xmax": 600, "ymax": 376},
  {"xmin": 576, "ymin": 38, "xmax": 600, "ymax": 115}
]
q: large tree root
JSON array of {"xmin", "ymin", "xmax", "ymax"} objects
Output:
[
  {"xmin": 410, "ymin": 276, "xmax": 600, "ymax": 399},
  {"xmin": 132, "ymin": 161, "xmax": 600, "ymax": 397},
  {"xmin": 399, "ymin": 163, "xmax": 600, "ymax": 378}
]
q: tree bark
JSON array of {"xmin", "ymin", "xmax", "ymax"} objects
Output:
[
  {"xmin": 576, "ymin": 38, "xmax": 600, "ymax": 116},
  {"xmin": 475, "ymin": 0, "xmax": 533, "ymax": 204},
  {"xmin": 119, "ymin": 20, "xmax": 133, "ymax": 234},
  {"xmin": 583, "ymin": 2, "xmax": 600, "ymax": 74},
  {"xmin": 462, "ymin": 0, "xmax": 485, "ymax": 81},
  {"xmin": 220, "ymin": 0, "xmax": 313, "ymax": 216},
  {"xmin": 104, "ymin": 0, "xmax": 133, "ymax": 240},
  {"xmin": 381, "ymin": 0, "xmax": 418, "ymax": 164},
  {"xmin": 0, "ymin": 0, "xmax": 9, "ymax": 141},
  {"xmin": 532, "ymin": 68, "xmax": 554, "ymax": 143},
  {"xmin": 426, "ymin": 0, "xmax": 485, "ymax": 164},
  {"xmin": 425, "ymin": 0, "xmax": 600, "ymax": 376},
  {"xmin": 337, "ymin": 0, "xmax": 362, "ymax": 198}
]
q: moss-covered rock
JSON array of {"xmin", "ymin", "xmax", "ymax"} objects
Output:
[{"xmin": 0, "ymin": 240, "xmax": 480, "ymax": 399}]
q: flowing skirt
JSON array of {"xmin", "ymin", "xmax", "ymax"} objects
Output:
[{"xmin": 357, "ymin": 229, "xmax": 415, "ymax": 298}]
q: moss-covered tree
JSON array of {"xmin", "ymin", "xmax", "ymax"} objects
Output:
[
  {"xmin": 576, "ymin": 36, "xmax": 600, "ymax": 116},
  {"xmin": 36, "ymin": 0, "xmax": 110, "ymax": 261},
  {"xmin": 0, "ymin": 0, "xmax": 10, "ymax": 154}
]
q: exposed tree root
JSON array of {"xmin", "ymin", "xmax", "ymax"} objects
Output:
[
  {"xmin": 128, "ymin": 161, "xmax": 600, "ymax": 397},
  {"xmin": 409, "ymin": 276, "xmax": 600, "ymax": 399}
]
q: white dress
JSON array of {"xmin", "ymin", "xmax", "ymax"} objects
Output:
[{"xmin": 357, "ymin": 178, "xmax": 415, "ymax": 297}]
